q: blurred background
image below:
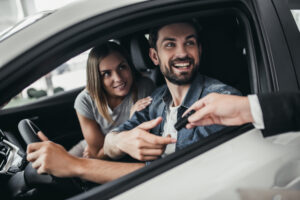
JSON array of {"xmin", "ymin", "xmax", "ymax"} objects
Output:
[
  {"xmin": 0, "ymin": 0, "xmax": 76, "ymax": 33},
  {"xmin": 0, "ymin": 0, "xmax": 89, "ymax": 109}
]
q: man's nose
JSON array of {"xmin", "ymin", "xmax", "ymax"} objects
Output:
[{"xmin": 174, "ymin": 44, "xmax": 188, "ymax": 58}]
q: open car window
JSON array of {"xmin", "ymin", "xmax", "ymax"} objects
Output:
[{"xmin": 3, "ymin": 50, "xmax": 89, "ymax": 109}]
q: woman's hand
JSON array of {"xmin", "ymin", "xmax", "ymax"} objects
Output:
[
  {"xmin": 130, "ymin": 96, "xmax": 152, "ymax": 117},
  {"xmin": 83, "ymin": 146, "xmax": 107, "ymax": 160}
]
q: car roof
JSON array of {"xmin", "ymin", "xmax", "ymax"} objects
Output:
[{"xmin": 0, "ymin": 0, "xmax": 145, "ymax": 68}]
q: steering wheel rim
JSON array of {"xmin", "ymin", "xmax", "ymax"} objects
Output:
[
  {"xmin": 18, "ymin": 119, "xmax": 41, "ymax": 145},
  {"xmin": 17, "ymin": 119, "xmax": 84, "ymax": 196}
]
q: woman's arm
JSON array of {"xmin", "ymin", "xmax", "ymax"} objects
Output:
[{"xmin": 76, "ymin": 112, "xmax": 105, "ymax": 159}]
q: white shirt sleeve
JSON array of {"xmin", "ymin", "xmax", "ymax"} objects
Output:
[{"xmin": 248, "ymin": 94, "xmax": 265, "ymax": 129}]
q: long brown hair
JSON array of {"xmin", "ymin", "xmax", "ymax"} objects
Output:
[{"xmin": 86, "ymin": 42, "xmax": 138, "ymax": 122}]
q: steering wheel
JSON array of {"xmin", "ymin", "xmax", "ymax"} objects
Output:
[
  {"xmin": 17, "ymin": 119, "xmax": 83, "ymax": 197},
  {"xmin": 18, "ymin": 119, "xmax": 42, "ymax": 145}
]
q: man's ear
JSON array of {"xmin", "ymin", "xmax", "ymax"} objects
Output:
[{"xmin": 149, "ymin": 48, "xmax": 159, "ymax": 66}]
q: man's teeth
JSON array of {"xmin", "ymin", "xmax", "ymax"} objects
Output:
[{"xmin": 174, "ymin": 63, "xmax": 189, "ymax": 68}]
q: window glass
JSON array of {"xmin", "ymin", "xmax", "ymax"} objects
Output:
[
  {"xmin": 3, "ymin": 50, "xmax": 89, "ymax": 109},
  {"xmin": 291, "ymin": 10, "xmax": 300, "ymax": 32}
]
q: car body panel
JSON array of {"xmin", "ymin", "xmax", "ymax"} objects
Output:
[{"xmin": 111, "ymin": 129, "xmax": 300, "ymax": 200}]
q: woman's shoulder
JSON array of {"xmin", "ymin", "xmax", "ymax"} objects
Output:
[{"xmin": 75, "ymin": 88, "xmax": 94, "ymax": 105}]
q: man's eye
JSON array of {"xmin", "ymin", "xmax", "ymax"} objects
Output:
[
  {"xmin": 165, "ymin": 42, "xmax": 175, "ymax": 48},
  {"xmin": 186, "ymin": 41, "xmax": 196, "ymax": 46},
  {"xmin": 119, "ymin": 65, "xmax": 127, "ymax": 70}
]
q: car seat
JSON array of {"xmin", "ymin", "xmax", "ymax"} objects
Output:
[{"xmin": 130, "ymin": 34, "xmax": 164, "ymax": 87}]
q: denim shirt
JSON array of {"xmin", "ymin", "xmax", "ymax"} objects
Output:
[{"xmin": 113, "ymin": 73, "xmax": 241, "ymax": 160}]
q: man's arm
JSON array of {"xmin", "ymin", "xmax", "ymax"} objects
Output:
[
  {"xmin": 258, "ymin": 92, "xmax": 300, "ymax": 136},
  {"xmin": 184, "ymin": 92, "xmax": 300, "ymax": 137},
  {"xmin": 27, "ymin": 132, "xmax": 144, "ymax": 184}
]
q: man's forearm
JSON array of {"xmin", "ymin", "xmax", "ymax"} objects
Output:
[
  {"xmin": 74, "ymin": 157, "xmax": 144, "ymax": 183},
  {"xmin": 104, "ymin": 131, "xmax": 126, "ymax": 159}
]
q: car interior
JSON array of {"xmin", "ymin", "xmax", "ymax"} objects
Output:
[{"xmin": 0, "ymin": 6, "xmax": 255, "ymax": 200}]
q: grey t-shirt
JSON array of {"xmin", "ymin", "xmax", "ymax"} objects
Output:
[{"xmin": 74, "ymin": 77, "xmax": 155, "ymax": 135}]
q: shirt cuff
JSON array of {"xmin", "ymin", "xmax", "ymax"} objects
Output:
[{"xmin": 248, "ymin": 94, "xmax": 265, "ymax": 130}]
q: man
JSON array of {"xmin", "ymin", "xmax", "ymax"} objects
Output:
[
  {"xmin": 183, "ymin": 92, "xmax": 300, "ymax": 136},
  {"xmin": 27, "ymin": 21, "xmax": 240, "ymax": 183},
  {"xmin": 103, "ymin": 21, "xmax": 240, "ymax": 161}
]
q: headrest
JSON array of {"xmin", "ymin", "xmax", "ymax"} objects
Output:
[{"xmin": 130, "ymin": 35, "xmax": 155, "ymax": 71}]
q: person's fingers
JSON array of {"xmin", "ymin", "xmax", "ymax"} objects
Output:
[
  {"xmin": 27, "ymin": 149, "xmax": 42, "ymax": 162},
  {"xmin": 83, "ymin": 151, "xmax": 89, "ymax": 158},
  {"xmin": 140, "ymin": 156, "xmax": 160, "ymax": 161},
  {"xmin": 135, "ymin": 99, "xmax": 152, "ymax": 109},
  {"xmin": 31, "ymin": 157, "xmax": 42, "ymax": 169},
  {"xmin": 187, "ymin": 105, "xmax": 213, "ymax": 124},
  {"xmin": 140, "ymin": 132, "xmax": 176, "ymax": 145},
  {"xmin": 137, "ymin": 117, "xmax": 163, "ymax": 130},
  {"xmin": 186, "ymin": 123, "xmax": 196, "ymax": 129},
  {"xmin": 137, "ymin": 139, "xmax": 165, "ymax": 149},
  {"xmin": 27, "ymin": 142, "xmax": 45, "ymax": 154},
  {"xmin": 136, "ymin": 97, "xmax": 152, "ymax": 105},
  {"xmin": 37, "ymin": 165, "xmax": 48, "ymax": 175},
  {"xmin": 37, "ymin": 131, "xmax": 49, "ymax": 141},
  {"xmin": 140, "ymin": 148, "xmax": 164, "ymax": 156},
  {"xmin": 183, "ymin": 99, "xmax": 205, "ymax": 117}
]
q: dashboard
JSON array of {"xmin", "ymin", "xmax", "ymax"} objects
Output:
[{"xmin": 0, "ymin": 129, "xmax": 26, "ymax": 175}]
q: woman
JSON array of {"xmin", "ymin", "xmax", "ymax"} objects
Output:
[{"xmin": 69, "ymin": 42, "xmax": 155, "ymax": 159}]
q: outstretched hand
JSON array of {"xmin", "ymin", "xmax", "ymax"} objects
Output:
[
  {"xmin": 183, "ymin": 93, "xmax": 254, "ymax": 128},
  {"xmin": 117, "ymin": 117, "xmax": 176, "ymax": 161}
]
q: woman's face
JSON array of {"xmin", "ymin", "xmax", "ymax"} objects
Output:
[{"xmin": 99, "ymin": 51, "xmax": 133, "ymax": 99}]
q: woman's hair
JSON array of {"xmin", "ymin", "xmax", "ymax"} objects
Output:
[{"xmin": 86, "ymin": 41, "xmax": 138, "ymax": 122}]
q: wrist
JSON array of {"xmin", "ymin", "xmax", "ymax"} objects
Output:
[
  {"xmin": 104, "ymin": 131, "xmax": 125, "ymax": 159},
  {"xmin": 240, "ymin": 96, "xmax": 254, "ymax": 124},
  {"xmin": 68, "ymin": 156, "xmax": 86, "ymax": 178},
  {"xmin": 115, "ymin": 131, "xmax": 127, "ymax": 154}
]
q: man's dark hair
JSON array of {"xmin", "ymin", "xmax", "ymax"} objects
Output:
[{"xmin": 148, "ymin": 19, "xmax": 202, "ymax": 49}]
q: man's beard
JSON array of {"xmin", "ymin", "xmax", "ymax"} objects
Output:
[{"xmin": 159, "ymin": 56, "xmax": 199, "ymax": 85}]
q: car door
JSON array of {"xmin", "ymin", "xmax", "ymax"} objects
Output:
[{"xmin": 68, "ymin": 0, "xmax": 300, "ymax": 199}]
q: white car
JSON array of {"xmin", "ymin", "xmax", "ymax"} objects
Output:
[{"xmin": 1, "ymin": 0, "xmax": 300, "ymax": 199}]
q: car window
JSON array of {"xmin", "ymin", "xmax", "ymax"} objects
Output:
[
  {"xmin": 3, "ymin": 50, "xmax": 89, "ymax": 109},
  {"xmin": 291, "ymin": 10, "xmax": 300, "ymax": 31}
]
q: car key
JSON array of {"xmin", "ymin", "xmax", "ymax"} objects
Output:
[{"xmin": 174, "ymin": 110, "xmax": 196, "ymax": 131}]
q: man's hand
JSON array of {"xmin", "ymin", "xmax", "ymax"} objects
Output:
[
  {"xmin": 183, "ymin": 93, "xmax": 253, "ymax": 128},
  {"xmin": 27, "ymin": 131, "xmax": 80, "ymax": 177},
  {"xmin": 116, "ymin": 117, "xmax": 176, "ymax": 161}
]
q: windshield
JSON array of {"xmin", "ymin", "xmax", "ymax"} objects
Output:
[{"xmin": 0, "ymin": 11, "xmax": 53, "ymax": 42}]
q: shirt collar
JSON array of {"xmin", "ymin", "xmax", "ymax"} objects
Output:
[{"xmin": 161, "ymin": 73, "xmax": 204, "ymax": 109}]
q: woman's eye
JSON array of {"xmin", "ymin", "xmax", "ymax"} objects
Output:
[{"xmin": 102, "ymin": 72, "xmax": 110, "ymax": 77}]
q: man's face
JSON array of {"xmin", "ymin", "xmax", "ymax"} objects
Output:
[{"xmin": 149, "ymin": 23, "xmax": 201, "ymax": 85}]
